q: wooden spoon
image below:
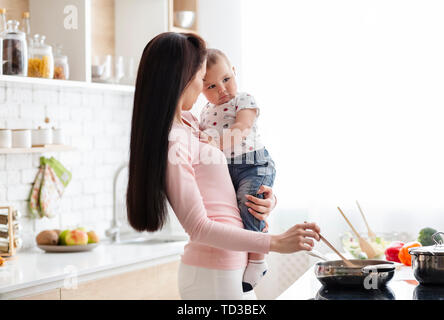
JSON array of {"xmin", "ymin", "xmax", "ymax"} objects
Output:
[
  {"xmin": 356, "ymin": 200, "xmax": 377, "ymax": 241},
  {"xmin": 319, "ymin": 234, "xmax": 358, "ymax": 268},
  {"xmin": 337, "ymin": 206, "xmax": 377, "ymax": 259}
]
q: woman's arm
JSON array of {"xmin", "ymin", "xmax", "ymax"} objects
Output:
[{"xmin": 166, "ymin": 140, "xmax": 271, "ymax": 254}]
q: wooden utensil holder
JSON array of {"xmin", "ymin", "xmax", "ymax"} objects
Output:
[{"xmin": 0, "ymin": 206, "xmax": 16, "ymax": 257}]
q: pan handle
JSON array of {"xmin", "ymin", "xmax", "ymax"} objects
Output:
[
  {"xmin": 432, "ymin": 232, "xmax": 444, "ymax": 246},
  {"xmin": 362, "ymin": 264, "xmax": 396, "ymax": 274}
]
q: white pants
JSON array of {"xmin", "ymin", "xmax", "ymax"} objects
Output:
[{"xmin": 178, "ymin": 262, "xmax": 257, "ymax": 300}]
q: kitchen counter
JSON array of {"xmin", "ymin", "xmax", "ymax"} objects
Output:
[
  {"xmin": 277, "ymin": 262, "xmax": 444, "ymax": 300},
  {"xmin": 0, "ymin": 240, "xmax": 186, "ymax": 299}
]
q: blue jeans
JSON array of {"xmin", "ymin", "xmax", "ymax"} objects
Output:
[{"xmin": 227, "ymin": 148, "xmax": 276, "ymax": 232}]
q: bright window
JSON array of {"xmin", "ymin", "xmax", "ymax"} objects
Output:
[{"xmin": 240, "ymin": 0, "xmax": 444, "ymax": 237}]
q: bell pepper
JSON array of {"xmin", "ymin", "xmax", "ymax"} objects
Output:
[
  {"xmin": 384, "ymin": 241, "xmax": 404, "ymax": 263},
  {"xmin": 398, "ymin": 241, "xmax": 422, "ymax": 266}
]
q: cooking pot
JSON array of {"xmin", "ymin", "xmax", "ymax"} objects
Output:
[
  {"xmin": 315, "ymin": 259, "xmax": 396, "ymax": 289},
  {"xmin": 409, "ymin": 232, "xmax": 444, "ymax": 285}
]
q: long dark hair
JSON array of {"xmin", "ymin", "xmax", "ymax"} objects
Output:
[{"xmin": 127, "ymin": 32, "xmax": 207, "ymax": 232}]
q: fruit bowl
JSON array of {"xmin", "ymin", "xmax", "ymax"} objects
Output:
[
  {"xmin": 341, "ymin": 231, "xmax": 413, "ymax": 259},
  {"xmin": 37, "ymin": 243, "xmax": 99, "ymax": 253}
]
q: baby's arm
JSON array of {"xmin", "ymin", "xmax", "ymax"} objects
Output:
[{"xmin": 219, "ymin": 109, "xmax": 256, "ymax": 151}]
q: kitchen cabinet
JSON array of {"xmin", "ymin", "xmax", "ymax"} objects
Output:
[
  {"xmin": 18, "ymin": 289, "xmax": 61, "ymax": 300},
  {"xmin": 60, "ymin": 260, "xmax": 180, "ymax": 300},
  {"xmin": 0, "ymin": 0, "xmax": 202, "ymax": 85},
  {"xmin": 15, "ymin": 260, "xmax": 180, "ymax": 300},
  {"xmin": 0, "ymin": 0, "xmax": 169, "ymax": 84}
]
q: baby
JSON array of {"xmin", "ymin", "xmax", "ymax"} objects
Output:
[{"xmin": 199, "ymin": 48, "xmax": 276, "ymax": 292}]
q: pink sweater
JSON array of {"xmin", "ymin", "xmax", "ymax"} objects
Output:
[{"xmin": 165, "ymin": 112, "xmax": 271, "ymax": 270}]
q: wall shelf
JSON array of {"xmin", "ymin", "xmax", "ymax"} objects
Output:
[
  {"xmin": 0, "ymin": 75, "xmax": 135, "ymax": 93},
  {"xmin": 168, "ymin": 0, "xmax": 199, "ymax": 34},
  {"xmin": 0, "ymin": 145, "xmax": 75, "ymax": 154}
]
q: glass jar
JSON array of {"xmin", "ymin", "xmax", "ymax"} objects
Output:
[
  {"xmin": 3, "ymin": 20, "xmax": 27, "ymax": 76},
  {"xmin": 28, "ymin": 34, "xmax": 54, "ymax": 78},
  {"xmin": 53, "ymin": 44, "xmax": 69, "ymax": 80}
]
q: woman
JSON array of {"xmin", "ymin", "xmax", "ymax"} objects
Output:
[{"xmin": 127, "ymin": 32, "xmax": 321, "ymax": 300}]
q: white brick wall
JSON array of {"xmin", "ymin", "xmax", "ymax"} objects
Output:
[{"xmin": 0, "ymin": 80, "xmax": 134, "ymax": 249}]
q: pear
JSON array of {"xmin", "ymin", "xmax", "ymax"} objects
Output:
[{"xmin": 87, "ymin": 231, "xmax": 99, "ymax": 244}]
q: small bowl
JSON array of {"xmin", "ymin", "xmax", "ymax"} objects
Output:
[
  {"xmin": 174, "ymin": 11, "xmax": 195, "ymax": 29},
  {"xmin": 341, "ymin": 231, "xmax": 414, "ymax": 259}
]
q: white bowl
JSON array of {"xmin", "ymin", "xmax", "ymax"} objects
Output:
[
  {"xmin": 174, "ymin": 11, "xmax": 195, "ymax": 29},
  {"xmin": 91, "ymin": 64, "xmax": 105, "ymax": 78}
]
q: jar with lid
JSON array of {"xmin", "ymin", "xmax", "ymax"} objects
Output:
[
  {"xmin": 28, "ymin": 34, "xmax": 54, "ymax": 78},
  {"xmin": 53, "ymin": 44, "xmax": 69, "ymax": 80},
  {"xmin": 3, "ymin": 20, "xmax": 27, "ymax": 76}
]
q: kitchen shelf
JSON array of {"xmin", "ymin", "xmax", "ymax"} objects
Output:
[
  {"xmin": 0, "ymin": 145, "xmax": 75, "ymax": 154},
  {"xmin": 168, "ymin": 0, "xmax": 199, "ymax": 34},
  {"xmin": 0, "ymin": 75, "xmax": 135, "ymax": 93},
  {"xmin": 0, "ymin": 1, "xmax": 180, "ymax": 87}
]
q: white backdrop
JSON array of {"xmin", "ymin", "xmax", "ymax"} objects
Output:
[{"xmin": 238, "ymin": 0, "xmax": 444, "ymax": 245}]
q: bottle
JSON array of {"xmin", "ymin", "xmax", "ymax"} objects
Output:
[
  {"xmin": 0, "ymin": 8, "xmax": 6, "ymax": 34},
  {"xmin": 3, "ymin": 20, "xmax": 28, "ymax": 76},
  {"xmin": 21, "ymin": 12, "xmax": 31, "ymax": 43}
]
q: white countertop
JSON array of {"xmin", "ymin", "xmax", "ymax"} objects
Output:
[{"xmin": 0, "ymin": 240, "xmax": 186, "ymax": 299}]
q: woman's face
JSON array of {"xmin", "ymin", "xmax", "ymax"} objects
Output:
[{"xmin": 180, "ymin": 61, "xmax": 207, "ymax": 111}]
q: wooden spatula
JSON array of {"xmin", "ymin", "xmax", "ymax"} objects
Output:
[
  {"xmin": 356, "ymin": 200, "xmax": 377, "ymax": 241},
  {"xmin": 337, "ymin": 206, "xmax": 377, "ymax": 259},
  {"xmin": 319, "ymin": 234, "xmax": 358, "ymax": 268}
]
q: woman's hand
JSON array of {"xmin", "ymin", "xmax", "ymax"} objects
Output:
[
  {"xmin": 270, "ymin": 222, "xmax": 321, "ymax": 253},
  {"xmin": 245, "ymin": 185, "xmax": 276, "ymax": 224}
]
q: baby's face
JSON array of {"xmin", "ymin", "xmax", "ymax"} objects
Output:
[{"xmin": 202, "ymin": 59, "xmax": 237, "ymax": 105}]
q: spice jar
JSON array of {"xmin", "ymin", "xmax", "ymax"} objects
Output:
[
  {"xmin": 28, "ymin": 34, "xmax": 54, "ymax": 78},
  {"xmin": 3, "ymin": 20, "xmax": 28, "ymax": 76},
  {"xmin": 53, "ymin": 44, "xmax": 69, "ymax": 80}
]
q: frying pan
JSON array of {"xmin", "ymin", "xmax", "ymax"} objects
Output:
[{"xmin": 314, "ymin": 259, "xmax": 396, "ymax": 288}]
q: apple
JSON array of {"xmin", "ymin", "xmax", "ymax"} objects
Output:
[
  {"xmin": 87, "ymin": 231, "xmax": 99, "ymax": 244},
  {"xmin": 76, "ymin": 227, "xmax": 87, "ymax": 232},
  {"xmin": 58, "ymin": 229, "xmax": 70, "ymax": 245},
  {"xmin": 65, "ymin": 230, "xmax": 88, "ymax": 246}
]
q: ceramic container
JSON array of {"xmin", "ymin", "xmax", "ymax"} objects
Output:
[
  {"xmin": 12, "ymin": 129, "xmax": 31, "ymax": 148},
  {"xmin": 32, "ymin": 127, "xmax": 52, "ymax": 146},
  {"xmin": 0, "ymin": 129, "xmax": 12, "ymax": 148},
  {"xmin": 52, "ymin": 128, "xmax": 64, "ymax": 145}
]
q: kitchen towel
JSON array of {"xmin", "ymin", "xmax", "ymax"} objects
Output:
[{"xmin": 28, "ymin": 157, "xmax": 72, "ymax": 219}]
